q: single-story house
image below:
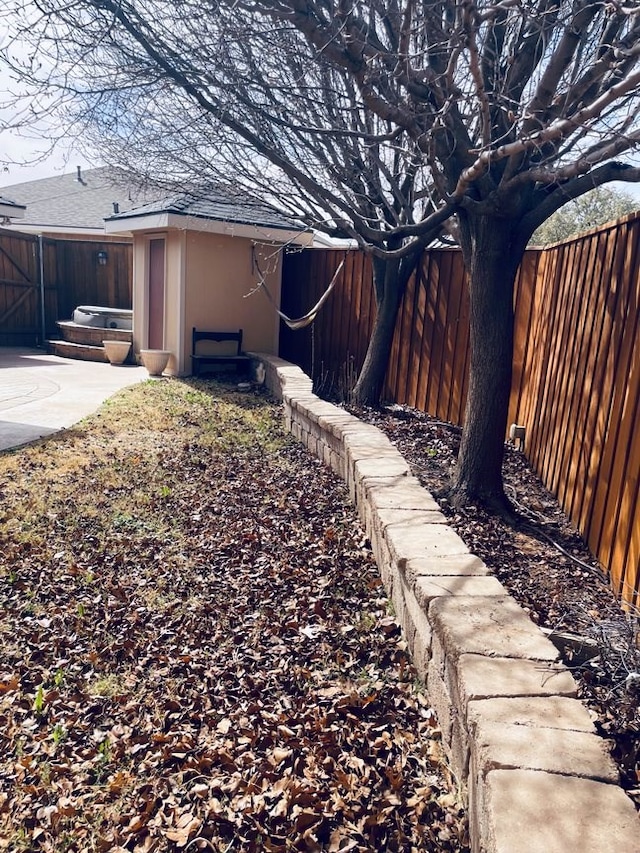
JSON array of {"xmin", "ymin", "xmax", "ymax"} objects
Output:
[
  {"xmin": 0, "ymin": 167, "xmax": 313, "ymax": 372},
  {"xmin": 104, "ymin": 192, "xmax": 312, "ymax": 376}
]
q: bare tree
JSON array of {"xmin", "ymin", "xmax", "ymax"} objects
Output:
[{"xmin": 3, "ymin": 0, "xmax": 640, "ymax": 510}]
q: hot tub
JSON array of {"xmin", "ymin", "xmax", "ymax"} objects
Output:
[{"xmin": 73, "ymin": 305, "xmax": 133, "ymax": 331}]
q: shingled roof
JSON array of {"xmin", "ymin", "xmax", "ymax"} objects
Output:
[
  {"xmin": 0, "ymin": 166, "xmax": 155, "ymax": 234},
  {"xmin": 1, "ymin": 166, "xmax": 308, "ymax": 240},
  {"xmin": 105, "ymin": 190, "xmax": 306, "ymax": 234}
]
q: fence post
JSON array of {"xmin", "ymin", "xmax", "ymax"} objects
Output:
[{"xmin": 38, "ymin": 234, "xmax": 46, "ymax": 347}]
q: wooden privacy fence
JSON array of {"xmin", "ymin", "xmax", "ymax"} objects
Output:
[
  {"xmin": 0, "ymin": 228, "xmax": 132, "ymax": 346},
  {"xmin": 280, "ymin": 210, "xmax": 640, "ymax": 608},
  {"xmin": 279, "ymin": 249, "xmax": 377, "ymax": 396},
  {"xmin": 519, "ymin": 214, "xmax": 640, "ymax": 609}
]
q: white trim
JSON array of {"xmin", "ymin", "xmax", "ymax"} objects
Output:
[{"xmin": 3, "ymin": 223, "xmax": 109, "ymax": 237}]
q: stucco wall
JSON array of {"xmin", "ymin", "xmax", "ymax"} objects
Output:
[{"xmin": 183, "ymin": 231, "xmax": 282, "ymax": 372}]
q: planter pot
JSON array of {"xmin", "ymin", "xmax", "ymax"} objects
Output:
[
  {"xmin": 140, "ymin": 349, "xmax": 171, "ymax": 377},
  {"xmin": 102, "ymin": 339, "xmax": 131, "ymax": 365}
]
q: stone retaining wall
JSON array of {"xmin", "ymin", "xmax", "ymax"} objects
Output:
[{"xmin": 252, "ymin": 354, "xmax": 639, "ymax": 853}]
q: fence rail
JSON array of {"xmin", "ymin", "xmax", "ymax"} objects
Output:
[{"xmin": 281, "ymin": 210, "xmax": 640, "ymax": 607}]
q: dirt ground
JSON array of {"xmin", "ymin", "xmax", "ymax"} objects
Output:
[{"xmin": 348, "ymin": 402, "xmax": 640, "ymax": 808}]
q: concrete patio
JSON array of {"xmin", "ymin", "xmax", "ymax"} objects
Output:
[{"xmin": 0, "ymin": 347, "xmax": 148, "ymax": 452}]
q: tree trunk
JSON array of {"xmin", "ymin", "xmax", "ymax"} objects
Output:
[
  {"xmin": 451, "ymin": 214, "xmax": 524, "ymax": 512},
  {"xmin": 351, "ymin": 253, "xmax": 416, "ymax": 406}
]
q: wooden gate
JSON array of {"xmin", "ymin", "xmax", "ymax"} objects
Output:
[{"xmin": 0, "ymin": 229, "xmax": 41, "ymax": 346}]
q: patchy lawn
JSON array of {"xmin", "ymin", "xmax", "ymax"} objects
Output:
[{"xmin": 0, "ymin": 379, "xmax": 468, "ymax": 852}]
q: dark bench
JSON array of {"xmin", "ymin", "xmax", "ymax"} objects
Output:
[{"xmin": 191, "ymin": 327, "xmax": 251, "ymax": 376}]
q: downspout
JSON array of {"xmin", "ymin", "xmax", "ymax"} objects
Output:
[{"xmin": 38, "ymin": 235, "xmax": 46, "ymax": 347}]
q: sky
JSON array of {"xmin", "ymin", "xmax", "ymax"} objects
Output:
[
  {"xmin": 0, "ymin": 87, "xmax": 98, "ymax": 190},
  {"xmin": 0, "ymin": 17, "xmax": 100, "ymax": 190},
  {"xmin": 0, "ymin": 128, "xmax": 95, "ymax": 189}
]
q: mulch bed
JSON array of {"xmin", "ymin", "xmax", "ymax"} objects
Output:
[{"xmin": 348, "ymin": 402, "xmax": 640, "ymax": 808}]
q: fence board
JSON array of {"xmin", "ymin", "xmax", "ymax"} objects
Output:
[
  {"xmin": 448, "ymin": 252, "xmax": 470, "ymax": 425},
  {"xmin": 414, "ymin": 258, "xmax": 431, "ymax": 413},
  {"xmin": 568, "ymin": 229, "xmax": 618, "ymax": 523},
  {"xmin": 526, "ymin": 245, "xmax": 560, "ymax": 467},
  {"xmin": 397, "ymin": 272, "xmax": 417, "ymax": 405},
  {"xmin": 558, "ymin": 233, "xmax": 601, "ymax": 508},
  {"xmin": 385, "ymin": 277, "xmax": 403, "ymax": 402},
  {"xmin": 425, "ymin": 252, "xmax": 442, "ymax": 416},
  {"xmin": 358, "ymin": 255, "xmax": 376, "ymax": 366},
  {"xmin": 432, "ymin": 252, "xmax": 452, "ymax": 419},
  {"xmin": 576, "ymin": 224, "xmax": 626, "ymax": 534},
  {"xmin": 544, "ymin": 241, "xmax": 576, "ymax": 495}
]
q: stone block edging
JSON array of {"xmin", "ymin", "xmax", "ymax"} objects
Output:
[{"xmin": 251, "ymin": 354, "xmax": 639, "ymax": 853}]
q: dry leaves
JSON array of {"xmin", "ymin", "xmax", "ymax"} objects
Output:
[
  {"xmin": 354, "ymin": 402, "xmax": 640, "ymax": 807},
  {"xmin": 0, "ymin": 380, "xmax": 468, "ymax": 851}
]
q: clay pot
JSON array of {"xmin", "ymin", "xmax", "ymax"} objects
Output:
[
  {"xmin": 140, "ymin": 349, "xmax": 171, "ymax": 376},
  {"xmin": 102, "ymin": 340, "xmax": 131, "ymax": 365}
]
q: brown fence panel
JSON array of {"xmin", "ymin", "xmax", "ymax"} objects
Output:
[
  {"xmin": 0, "ymin": 231, "xmax": 133, "ymax": 345},
  {"xmin": 515, "ymin": 213, "xmax": 640, "ymax": 607},
  {"xmin": 53, "ymin": 239, "xmax": 133, "ymax": 323},
  {"xmin": 382, "ymin": 249, "xmax": 470, "ymax": 420},
  {"xmin": 281, "ymin": 211, "xmax": 640, "ymax": 607},
  {"xmin": 280, "ymin": 249, "xmax": 375, "ymax": 394}
]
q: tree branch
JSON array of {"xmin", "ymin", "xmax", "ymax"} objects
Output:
[{"xmin": 520, "ymin": 162, "xmax": 640, "ymax": 235}]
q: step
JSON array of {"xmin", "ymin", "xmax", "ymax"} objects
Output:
[
  {"xmin": 48, "ymin": 340, "xmax": 110, "ymax": 363},
  {"xmin": 56, "ymin": 321, "xmax": 132, "ymax": 348}
]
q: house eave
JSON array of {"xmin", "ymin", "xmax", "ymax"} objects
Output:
[
  {"xmin": 2, "ymin": 222, "xmax": 109, "ymax": 237},
  {"xmin": 104, "ymin": 211, "xmax": 313, "ymax": 246},
  {"xmin": 0, "ymin": 203, "xmax": 26, "ymax": 220}
]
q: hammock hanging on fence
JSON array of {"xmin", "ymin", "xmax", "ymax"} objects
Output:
[{"xmin": 250, "ymin": 254, "xmax": 345, "ymax": 330}]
